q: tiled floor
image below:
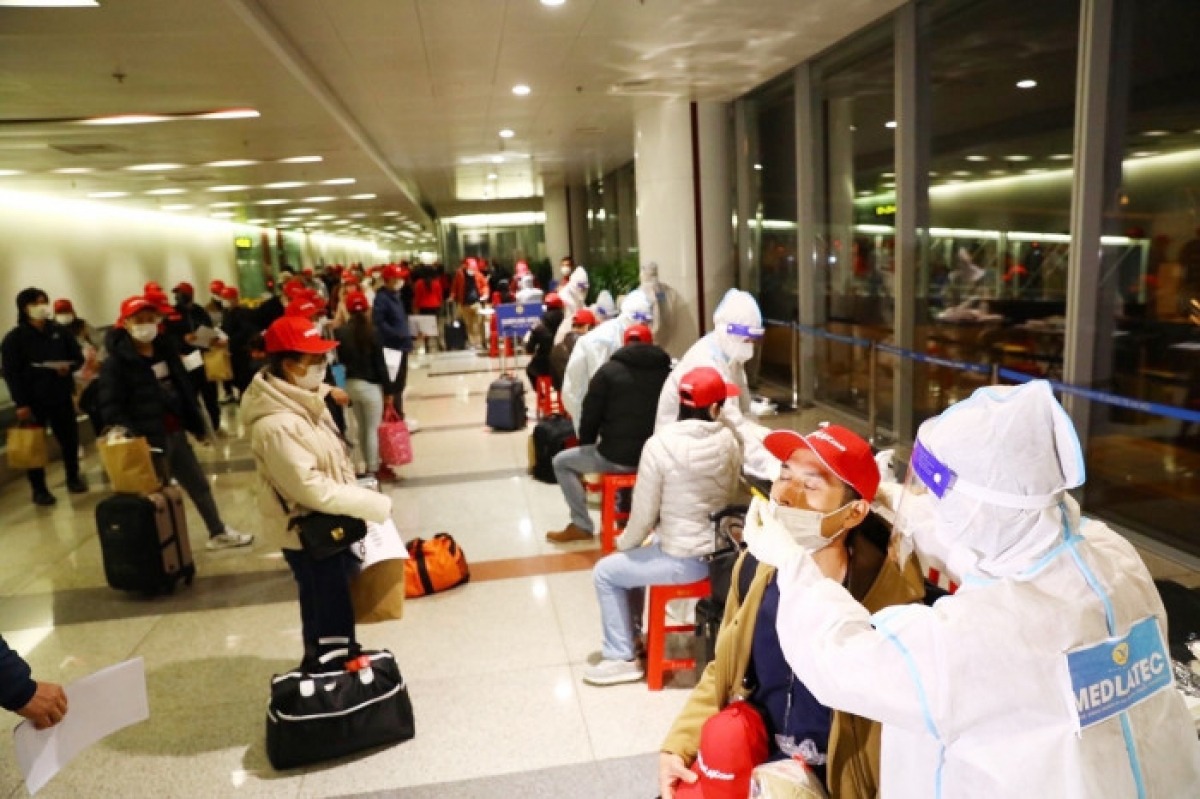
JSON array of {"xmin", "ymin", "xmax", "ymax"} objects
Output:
[{"xmin": 0, "ymin": 350, "xmax": 1197, "ymax": 798}]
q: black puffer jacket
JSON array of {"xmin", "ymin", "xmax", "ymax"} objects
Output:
[
  {"xmin": 0, "ymin": 320, "xmax": 83, "ymax": 409},
  {"xmin": 524, "ymin": 308, "xmax": 564, "ymax": 377},
  {"xmin": 0, "ymin": 634, "xmax": 34, "ymax": 713},
  {"xmin": 98, "ymin": 328, "xmax": 207, "ymax": 449},
  {"xmin": 578, "ymin": 342, "xmax": 672, "ymax": 467}
]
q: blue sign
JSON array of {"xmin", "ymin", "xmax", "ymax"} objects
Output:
[
  {"xmin": 495, "ymin": 302, "xmax": 544, "ymax": 337},
  {"xmin": 1068, "ymin": 615, "xmax": 1172, "ymax": 730}
]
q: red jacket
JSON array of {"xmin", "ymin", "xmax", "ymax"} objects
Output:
[
  {"xmin": 413, "ymin": 277, "xmax": 444, "ymax": 311},
  {"xmin": 451, "ymin": 269, "xmax": 489, "ymax": 305}
]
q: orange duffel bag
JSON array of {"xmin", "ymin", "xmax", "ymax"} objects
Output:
[{"xmin": 404, "ymin": 533, "xmax": 470, "ymax": 598}]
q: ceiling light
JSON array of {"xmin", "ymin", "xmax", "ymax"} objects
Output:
[
  {"xmin": 208, "ymin": 185, "xmax": 249, "ymax": 192},
  {"xmin": 382, "ymin": 211, "xmax": 400, "ymax": 217},
  {"xmin": 206, "ymin": 159, "xmax": 258, "ymax": 168},
  {"xmin": 881, "ymin": 171, "xmax": 895, "ymax": 178},
  {"xmin": 487, "ymin": 173, "xmax": 498, "ymax": 180},
  {"xmin": 0, "ymin": 169, "xmax": 24, "ymax": 177},
  {"xmin": 753, "ymin": 164, "xmax": 763, "ymax": 171},
  {"xmin": 163, "ymin": 204, "xmax": 193, "ymax": 211},
  {"xmin": 210, "ymin": 201, "xmax": 238, "ymax": 208},
  {"xmin": 498, "ymin": 129, "xmax": 515, "ymax": 139},
  {"xmin": 965, "ymin": 155, "xmax": 989, "ymax": 162},
  {"xmin": 0, "ymin": 1, "xmax": 99, "ymax": 6},
  {"xmin": 54, "ymin": 167, "xmax": 93, "ymax": 174},
  {"xmin": 1132, "ymin": 151, "xmax": 1155, "ymax": 158},
  {"xmin": 320, "ymin": 178, "xmax": 356, "ymax": 185},
  {"xmin": 291, "ymin": 208, "xmax": 316, "ymax": 214},
  {"xmin": 1049, "ymin": 153, "xmax": 1072, "ymax": 161},
  {"xmin": 279, "ymin": 155, "xmax": 323, "ymax": 164},
  {"xmin": 195, "ymin": 109, "xmax": 260, "ymax": 121},
  {"xmin": 988, "ymin": 169, "xmax": 1007, "ymax": 175},
  {"xmin": 316, "ymin": 214, "xmax": 337, "ymax": 220},
  {"xmin": 126, "ymin": 163, "xmax": 183, "ymax": 172},
  {"xmin": 349, "ymin": 193, "xmax": 377, "ymax": 200},
  {"xmin": 1141, "ymin": 130, "xmax": 1170, "ymax": 137},
  {"xmin": 491, "ymin": 156, "xmax": 504, "ymax": 164},
  {"xmin": 211, "ymin": 212, "xmax": 235, "ymax": 219},
  {"xmin": 1004, "ymin": 154, "xmax": 1032, "ymax": 162},
  {"xmin": 256, "ymin": 198, "xmax": 288, "ymax": 205},
  {"xmin": 88, "ymin": 191, "xmax": 128, "ymax": 198},
  {"xmin": 512, "ymin": 84, "xmax": 531, "ymax": 96},
  {"xmin": 540, "ymin": 0, "xmax": 565, "ymax": 6},
  {"xmin": 350, "ymin": 212, "xmax": 367, "ymax": 218},
  {"xmin": 304, "ymin": 196, "xmax": 335, "ymax": 203},
  {"xmin": 1015, "ymin": 79, "xmax": 1038, "ymax": 89},
  {"xmin": 78, "ymin": 114, "xmax": 169, "ymax": 126},
  {"xmin": 146, "ymin": 187, "xmax": 186, "ymax": 196},
  {"xmin": 952, "ymin": 170, "xmax": 971, "ymax": 177},
  {"xmin": 264, "ymin": 181, "xmax": 306, "ymax": 190},
  {"xmin": 246, "ymin": 219, "xmax": 267, "ymax": 225},
  {"xmin": 885, "ymin": 120, "xmax": 897, "ymax": 129}
]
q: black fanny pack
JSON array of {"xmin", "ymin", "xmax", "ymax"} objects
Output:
[{"xmin": 289, "ymin": 512, "xmax": 367, "ymax": 560}]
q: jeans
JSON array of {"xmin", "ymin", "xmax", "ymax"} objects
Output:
[
  {"xmin": 283, "ymin": 548, "xmax": 359, "ymax": 669},
  {"xmin": 346, "ymin": 378, "xmax": 384, "ymax": 472},
  {"xmin": 552, "ymin": 445, "xmax": 635, "ymax": 534},
  {"xmin": 593, "ymin": 541, "xmax": 709, "ymax": 661},
  {"xmin": 162, "ymin": 430, "xmax": 225, "ymax": 537},
  {"xmin": 27, "ymin": 396, "xmax": 80, "ymax": 493}
]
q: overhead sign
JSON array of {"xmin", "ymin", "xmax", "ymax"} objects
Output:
[{"xmin": 495, "ymin": 302, "xmax": 543, "ymax": 338}]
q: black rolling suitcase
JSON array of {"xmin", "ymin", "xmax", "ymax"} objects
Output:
[
  {"xmin": 444, "ymin": 319, "xmax": 467, "ymax": 351},
  {"xmin": 266, "ymin": 650, "xmax": 415, "ymax": 770},
  {"xmin": 486, "ymin": 374, "xmax": 526, "ymax": 431},
  {"xmin": 529, "ymin": 414, "xmax": 576, "ymax": 483},
  {"xmin": 95, "ymin": 486, "xmax": 196, "ymax": 595}
]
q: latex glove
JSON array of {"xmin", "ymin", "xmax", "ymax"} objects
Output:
[
  {"xmin": 742, "ymin": 496, "xmax": 804, "ymax": 569},
  {"xmin": 875, "ymin": 449, "xmax": 897, "ymax": 484}
]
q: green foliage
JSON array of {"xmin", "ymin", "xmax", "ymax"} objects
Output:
[{"xmin": 585, "ymin": 255, "xmax": 640, "ymax": 304}]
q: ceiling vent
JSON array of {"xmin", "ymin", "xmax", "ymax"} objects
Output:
[{"xmin": 51, "ymin": 143, "xmax": 127, "ymax": 156}]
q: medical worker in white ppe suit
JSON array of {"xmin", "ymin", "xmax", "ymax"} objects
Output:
[
  {"xmin": 742, "ymin": 379, "xmax": 1200, "ymax": 798},
  {"xmin": 553, "ymin": 266, "xmax": 590, "ymax": 346},
  {"xmin": 560, "ymin": 289, "xmax": 654, "ymax": 428},
  {"xmin": 655, "ymin": 289, "xmax": 776, "ymax": 478}
]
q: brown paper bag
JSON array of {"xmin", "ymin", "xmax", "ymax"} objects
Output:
[
  {"xmin": 351, "ymin": 559, "xmax": 406, "ymax": 624},
  {"xmin": 203, "ymin": 348, "xmax": 233, "ymax": 382},
  {"xmin": 6, "ymin": 425, "xmax": 48, "ymax": 470},
  {"xmin": 98, "ymin": 435, "xmax": 161, "ymax": 495}
]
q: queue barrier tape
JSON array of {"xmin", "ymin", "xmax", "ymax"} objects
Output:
[{"xmin": 764, "ymin": 319, "xmax": 1200, "ymax": 424}]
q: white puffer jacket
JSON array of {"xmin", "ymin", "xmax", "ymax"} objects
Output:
[
  {"xmin": 240, "ymin": 371, "xmax": 392, "ymax": 550},
  {"xmin": 616, "ymin": 418, "xmax": 742, "ymax": 558}
]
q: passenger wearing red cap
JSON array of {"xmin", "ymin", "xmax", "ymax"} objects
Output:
[
  {"xmin": 165, "ymin": 279, "xmax": 223, "ymax": 434},
  {"xmin": 204, "ymin": 279, "xmax": 227, "ymax": 329},
  {"xmin": 580, "ymin": 365, "xmax": 741, "ymax": 685},
  {"xmin": 659, "ymin": 423, "xmax": 923, "ymax": 799},
  {"xmin": 1, "ymin": 287, "xmax": 88, "ymax": 505},
  {"xmin": 548, "ymin": 307, "xmax": 595, "ymax": 391},
  {"xmin": 217, "ymin": 285, "xmax": 258, "ymax": 395},
  {"xmin": 98, "ymin": 296, "xmax": 253, "ymax": 551},
  {"xmin": 334, "ymin": 290, "xmax": 391, "ymax": 481},
  {"xmin": 373, "ymin": 264, "xmax": 415, "ymax": 425},
  {"xmin": 450, "ymin": 258, "xmax": 489, "ymax": 348},
  {"xmin": 240, "ymin": 315, "xmax": 393, "ymax": 671},
  {"xmin": 522, "ymin": 292, "xmax": 565, "ymax": 392}
]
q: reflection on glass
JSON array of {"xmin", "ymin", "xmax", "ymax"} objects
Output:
[{"xmin": 585, "ymin": 161, "xmax": 638, "ymax": 268}]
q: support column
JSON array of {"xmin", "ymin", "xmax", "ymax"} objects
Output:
[
  {"xmin": 543, "ymin": 182, "xmax": 572, "ymax": 268},
  {"xmin": 634, "ymin": 98, "xmax": 734, "ymax": 356},
  {"xmin": 567, "ymin": 183, "xmax": 590, "ymax": 265}
]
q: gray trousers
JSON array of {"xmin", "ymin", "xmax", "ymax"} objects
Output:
[{"xmin": 161, "ymin": 431, "xmax": 225, "ymax": 537}]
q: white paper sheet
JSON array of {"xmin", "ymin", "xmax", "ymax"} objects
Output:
[
  {"xmin": 190, "ymin": 325, "xmax": 218, "ymax": 349},
  {"xmin": 383, "ymin": 348, "xmax": 403, "ymax": 383},
  {"xmin": 181, "ymin": 350, "xmax": 204, "ymax": 372},
  {"xmin": 13, "ymin": 658, "xmax": 150, "ymax": 795},
  {"xmin": 358, "ymin": 518, "xmax": 409, "ymax": 570}
]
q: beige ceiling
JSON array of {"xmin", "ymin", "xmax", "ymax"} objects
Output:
[{"xmin": 0, "ymin": 0, "xmax": 904, "ymax": 241}]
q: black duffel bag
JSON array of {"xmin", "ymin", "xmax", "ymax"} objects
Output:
[{"xmin": 266, "ymin": 650, "xmax": 415, "ymax": 770}]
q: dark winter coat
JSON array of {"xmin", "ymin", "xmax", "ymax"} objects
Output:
[
  {"xmin": 335, "ymin": 321, "xmax": 388, "ymax": 385},
  {"xmin": 0, "ymin": 634, "xmax": 34, "ymax": 713},
  {"xmin": 578, "ymin": 342, "xmax": 673, "ymax": 467},
  {"xmin": 98, "ymin": 328, "xmax": 207, "ymax": 449},
  {"xmin": 524, "ymin": 308, "xmax": 565, "ymax": 377},
  {"xmin": 0, "ymin": 319, "xmax": 83, "ymax": 410},
  {"xmin": 372, "ymin": 287, "xmax": 412, "ymax": 353}
]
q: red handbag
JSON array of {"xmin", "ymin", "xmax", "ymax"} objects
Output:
[{"xmin": 378, "ymin": 406, "xmax": 413, "ymax": 467}]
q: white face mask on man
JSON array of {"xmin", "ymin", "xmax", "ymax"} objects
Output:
[
  {"xmin": 129, "ymin": 323, "xmax": 158, "ymax": 343},
  {"xmin": 55, "ymin": 314, "xmax": 75, "ymax": 326},
  {"xmin": 27, "ymin": 304, "xmax": 52, "ymax": 321},
  {"xmin": 768, "ymin": 498, "xmax": 855, "ymax": 553}
]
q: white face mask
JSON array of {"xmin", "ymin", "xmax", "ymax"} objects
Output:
[
  {"xmin": 129, "ymin": 323, "xmax": 158, "ymax": 343},
  {"xmin": 55, "ymin": 314, "xmax": 75, "ymax": 326},
  {"xmin": 770, "ymin": 499, "xmax": 854, "ymax": 553},
  {"xmin": 292, "ymin": 363, "xmax": 327, "ymax": 391},
  {"xmin": 27, "ymin": 303, "xmax": 52, "ymax": 321}
]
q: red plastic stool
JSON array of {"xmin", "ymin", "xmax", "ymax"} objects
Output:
[
  {"xmin": 645, "ymin": 578, "xmax": 712, "ymax": 690},
  {"xmin": 926, "ymin": 566, "xmax": 959, "ymax": 595},
  {"xmin": 600, "ymin": 472, "xmax": 637, "ymax": 554},
  {"xmin": 535, "ymin": 375, "xmax": 562, "ymax": 418}
]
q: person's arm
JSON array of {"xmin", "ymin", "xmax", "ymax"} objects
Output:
[
  {"xmin": 96, "ymin": 353, "xmax": 133, "ymax": 433},
  {"xmin": 1, "ymin": 331, "xmax": 33, "ymax": 410},
  {"xmin": 576, "ymin": 368, "xmax": 607, "ymax": 446},
  {"xmin": 0, "ymin": 634, "xmax": 36, "ymax": 714},
  {"xmin": 615, "ymin": 437, "xmax": 664, "ymax": 550}
]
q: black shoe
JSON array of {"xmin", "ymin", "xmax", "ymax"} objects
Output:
[
  {"xmin": 32, "ymin": 490, "xmax": 57, "ymax": 506},
  {"xmin": 67, "ymin": 476, "xmax": 88, "ymax": 494}
]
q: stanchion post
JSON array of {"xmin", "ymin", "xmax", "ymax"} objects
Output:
[
  {"xmin": 791, "ymin": 323, "xmax": 800, "ymax": 409},
  {"xmin": 867, "ymin": 341, "xmax": 879, "ymax": 444}
]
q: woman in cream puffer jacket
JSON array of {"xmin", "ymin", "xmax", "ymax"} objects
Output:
[
  {"xmin": 240, "ymin": 316, "xmax": 392, "ymax": 672},
  {"xmin": 583, "ymin": 366, "xmax": 743, "ymax": 687}
]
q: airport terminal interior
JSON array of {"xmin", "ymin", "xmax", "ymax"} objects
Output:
[{"xmin": 2, "ymin": 0, "xmax": 1200, "ymax": 796}]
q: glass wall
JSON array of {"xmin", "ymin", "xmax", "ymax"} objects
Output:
[
  {"xmin": 1081, "ymin": 0, "xmax": 1200, "ymax": 555},
  {"xmin": 585, "ymin": 160, "xmax": 639, "ymax": 269},
  {"xmin": 812, "ymin": 20, "xmax": 895, "ymax": 424}
]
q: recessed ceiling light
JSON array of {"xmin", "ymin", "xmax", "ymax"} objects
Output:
[
  {"xmin": 1004, "ymin": 154, "xmax": 1032, "ymax": 162},
  {"xmin": 78, "ymin": 114, "xmax": 170, "ymax": 126},
  {"xmin": 206, "ymin": 159, "xmax": 259, "ymax": 168},
  {"xmin": 264, "ymin": 181, "xmax": 306, "ymax": 190},
  {"xmin": 988, "ymin": 169, "xmax": 1007, "ymax": 175},
  {"xmin": 512, "ymin": 84, "xmax": 531, "ymax": 96},
  {"xmin": 349, "ymin": 193, "xmax": 377, "ymax": 200},
  {"xmin": 965, "ymin": 155, "xmax": 989, "ymax": 162},
  {"xmin": 316, "ymin": 214, "xmax": 337, "ymax": 220},
  {"xmin": 256, "ymin": 198, "xmax": 289, "ymax": 206},
  {"xmin": 487, "ymin": 173, "xmax": 498, "ymax": 180},
  {"xmin": 320, "ymin": 178, "xmax": 356, "ymax": 186},
  {"xmin": 498, "ymin": 129, "xmax": 515, "ymax": 139},
  {"xmin": 88, "ymin": 191, "xmax": 128, "ymax": 198},
  {"xmin": 540, "ymin": 0, "xmax": 565, "ymax": 6},
  {"xmin": 126, "ymin": 163, "xmax": 184, "ymax": 172},
  {"xmin": 928, "ymin": 171, "xmax": 940, "ymax": 177},
  {"xmin": 0, "ymin": 1, "xmax": 99, "ymax": 6},
  {"xmin": 279, "ymin": 155, "xmax": 323, "ymax": 164},
  {"xmin": 1015, "ymin": 79, "xmax": 1038, "ymax": 89},
  {"xmin": 1141, "ymin": 130, "xmax": 1170, "ymax": 137},
  {"xmin": 146, "ymin": 187, "xmax": 186, "ymax": 196},
  {"xmin": 195, "ymin": 109, "xmax": 260, "ymax": 121},
  {"xmin": 211, "ymin": 212, "xmax": 235, "ymax": 219},
  {"xmin": 163, "ymin": 204, "xmax": 192, "ymax": 211},
  {"xmin": 885, "ymin": 120, "xmax": 897, "ymax": 129},
  {"xmin": 382, "ymin": 211, "xmax": 400, "ymax": 217},
  {"xmin": 246, "ymin": 218, "xmax": 267, "ymax": 225},
  {"xmin": 210, "ymin": 201, "xmax": 238, "ymax": 208},
  {"xmin": 350, "ymin": 212, "xmax": 367, "ymax": 218},
  {"xmin": 0, "ymin": 169, "xmax": 24, "ymax": 177},
  {"xmin": 491, "ymin": 156, "xmax": 504, "ymax": 164},
  {"xmin": 208, "ymin": 185, "xmax": 249, "ymax": 192},
  {"xmin": 54, "ymin": 167, "xmax": 94, "ymax": 174},
  {"xmin": 952, "ymin": 170, "xmax": 971, "ymax": 177},
  {"xmin": 291, "ymin": 208, "xmax": 316, "ymax": 214},
  {"xmin": 753, "ymin": 164, "xmax": 763, "ymax": 171},
  {"xmin": 1049, "ymin": 153, "xmax": 1072, "ymax": 161},
  {"xmin": 881, "ymin": 171, "xmax": 895, "ymax": 178},
  {"xmin": 304, "ymin": 196, "xmax": 336, "ymax": 203}
]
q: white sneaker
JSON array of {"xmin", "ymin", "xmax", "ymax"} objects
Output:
[
  {"xmin": 206, "ymin": 527, "xmax": 254, "ymax": 550},
  {"xmin": 405, "ymin": 418, "xmax": 420, "ymax": 433},
  {"xmin": 582, "ymin": 659, "xmax": 644, "ymax": 686}
]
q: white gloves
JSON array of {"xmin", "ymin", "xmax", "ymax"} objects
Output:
[{"xmin": 742, "ymin": 497, "xmax": 804, "ymax": 569}]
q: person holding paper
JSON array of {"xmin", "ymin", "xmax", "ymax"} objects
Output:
[
  {"xmin": 1, "ymin": 633, "xmax": 67, "ymax": 730},
  {"xmin": 373, "ymin": 264, "xmax": 415, "ymax": 427},
  {"xmin": 1, "ymin": 287, "xmax": 87, "ymax": 506}
]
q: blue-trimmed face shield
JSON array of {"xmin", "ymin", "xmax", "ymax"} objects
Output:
[{"xmin": 725, "ymin": 323, "xmax": 765, "ymax": 342}]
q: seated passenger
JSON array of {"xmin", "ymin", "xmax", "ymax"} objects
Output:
[
  {"xmin": 546, "ymin": 323, "xmax": 670, "ymax": 544},
  {"xmin": 584, "ymin": 366, "xmax": 743, "ymax": 686},
  {"xmin": 658, "ymin": 424, "xmax": 923, "ymax": 798},
  {"xmin": 549, "ymin": 308, "xmax": 595, "ymax": 391},
  {"xmin": 523, "ymin": 292, "xmax": 565, "ymax": 392}
]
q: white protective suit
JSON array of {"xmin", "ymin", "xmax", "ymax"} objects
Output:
[
  {"xmin": 553, "ymin": 266, "xmax": 589, "ymax": 346},
  {"xmin": 591, "ymin": 290, "xmax": 616, "ymax": 323},
  {"xmin": 560, "ymin": 289, "xmax": 653, "ymax": 427},
  {"xmin": 654, "ymin": 288, "xmax": 777, "ymax": 479},
  {"xmin": 514, "ymin": 275, "xmax": 544, "ymax": 305},
  {"xmin": 745, "ymin": 381, "xmax": 1200, "ymax": 799}
]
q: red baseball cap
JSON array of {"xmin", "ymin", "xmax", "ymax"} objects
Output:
[
  {"xmin": 209, "ymin": 279, "xmax": 226, "ymax": 294},
  {"xmin": 382, "ymin": 264, "xmax": 404, "ymax": 282},
  {"xmin": 675, "ymin": 701, "xmax": 768, "ymax": 799},
  {"xmin": 544, "ymin": 292, "xmax": 563, "ymax": 309},
  {"xmin": 623, "ymin": 323, "xmax": 653, "ymax": 345},
  {"xmin": 173, "ymin": 281, "xmax": 195, "ymax": 296},
  {"xmin": 285, "ymin": 297, "xmax": 321, "ymax": 319},
  {"xmin": 117, "ymin": 295, "xmax": 161, "ymax": 323},
  {"xmin": 220, "ymin": 286, "xmax": 239, "ymax": 301},
  {"xmin": 344, "ymin": 290, "xmax": 369, "ymax": 313},
  {"xmin": 302, "ymin": 267, "xmax": 314, "ymax": 277},
  {"xmin": 679, "ymin": 366, "xmax": 739, "ymax": 409},
  {"xmin": 573, "ymin": 308, "xmax": 596, "ymax": 326},
  {"xmin": 143, "ymin": 288, "xmax": 176, "ymax": 316},
  {"xmin": 764, "ymin": 424, "xmax": 880, "ymax": 502},
  {"xmin": 341, "ymin": 272, "xmax": 360, "ymax": 285},
  {"xmin": 143, "ymin": 281, "xmax": 162, "ymax": 294},
  {"xmin": 282, "ymin": 278, "xmax": 308, "ymax": 299},
  {"xmin": 263, "ymin": 316, "xmax": 337, "ymax": 354},
  {"xmin": 53, "ymin": 298, "xmax": 74, "ymax": 314}
]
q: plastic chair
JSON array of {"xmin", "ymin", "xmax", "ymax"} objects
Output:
[
  {"xmin": 535, "ymin": 374, "xmax": 562, "ymax": 418},
  {"xmin": 599, "ymin": 472, "xmax": 637, "ymax": 554},
  {"xmin": 645, "ymin": 578, "xmax": 712, "ymax": 690}
]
